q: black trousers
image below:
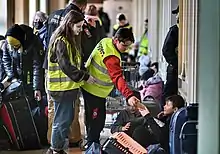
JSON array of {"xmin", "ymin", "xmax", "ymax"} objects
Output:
[
  {"xmin": 161, "ymin": 65, "xmax": 178, "ymax": 107},
  {"xmin": 81, "ymin": 88, "xmax": 106, "ymax": 146}
]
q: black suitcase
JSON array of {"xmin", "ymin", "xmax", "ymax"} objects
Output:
[
  {"xmin": 0, "ymin": 120, "xmax": 13, "ymax": 150},
  {"xmin": 1, "ymin": 95, "xmax": 42, "ymax": 150},
  {"xmin": 180, "ymin": 120, "xmax": 198, "ymax": 154}
]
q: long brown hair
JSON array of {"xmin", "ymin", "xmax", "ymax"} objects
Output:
[
  {"xmin": 49, "ymin": 10, "xmax": 84, "ymax": 48},
  {"xmin": 49, "ymin": 10, "xmax": 84, "ymax": 67}
]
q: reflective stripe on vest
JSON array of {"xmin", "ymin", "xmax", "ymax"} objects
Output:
[
  {"xmin": 90, "ymin": 59, "xmax": 113, "ymax": 86},
  {"xmin": 113, "ymin": 24, "xmax": 132, "ymax": 30},
  {"xmin": 91, "ymin": 59, "xmax": 108, "ymax": 74},
  {"xmin": 48, "ymin": 77, "xmax": 72, "ymax": 82},
  {"xmin": 47, "ymin": 36, "xmax": 82, "ymax": 91},
  {"xmin": 81, "ymin": 38, "xmax": 121, "ymax": 98}
]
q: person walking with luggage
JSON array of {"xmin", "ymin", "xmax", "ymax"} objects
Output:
[
  {"xmin": 46, "ymin": 10, "xmax": 95, "ymax": 154},
  {"xmin": 81, "ymin": 28, "xmax": 144, "ymax": 149}
]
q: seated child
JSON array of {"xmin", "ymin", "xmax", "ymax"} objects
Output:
[
  {"xmin": 143, "ymin": 95, "xmax": 186, "ymax": 153},
  {"xmin": 111, "ymin": 94, "xmax": 185, "ymax": 153}
]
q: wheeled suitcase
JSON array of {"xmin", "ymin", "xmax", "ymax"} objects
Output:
[
  {"xmin": 0, "ymin": 95, "xmax": 42, "ymax": 150},
  {"xmin": 169, "ymin": 107, "xmax": 187, "ymax": 154},
  {"xmin": 169, "ymin": 104, "xmax": 198, "ymax": 154},
  {"xmin": 0, "ymin": 120, "xmax": 13, "ymax": 150},
  {"xmin": 180, "ymin": 121, "xmax": 198, "ymax": 154}
]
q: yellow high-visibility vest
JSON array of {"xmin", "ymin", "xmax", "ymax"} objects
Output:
[
  {"xmin": 113, "ymin": 24, "xmax": 132, "ymax": 31},
  {"xmin": 138, "ymin": 32, "xmax": 149, "ymax": 56},
  {"xmin": 81, "ymin": 38, "xmax": 121, "ymax": 98},
  {"xmin": 47, "ymin": 36, "xmax": 82, "ymax": 91}
]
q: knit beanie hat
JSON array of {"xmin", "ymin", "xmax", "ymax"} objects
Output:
[{"xmin": 5, "ymin": 24, "xmax": 25, "ymax": 47}]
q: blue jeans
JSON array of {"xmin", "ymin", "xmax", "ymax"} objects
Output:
[{"xmin": 50, "ymin": 90, "xmax": 78, "ymax": 151}]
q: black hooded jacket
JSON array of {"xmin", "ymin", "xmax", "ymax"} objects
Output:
[{"xmin": 2, "ymin": 24, "xmax": 43, "ymax": 90}]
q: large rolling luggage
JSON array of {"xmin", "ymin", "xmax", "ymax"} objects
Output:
[
  {"xmin": 169, "ymin": 103, "xmax": 198, "ymax": 154},
  {"xmin": 0, "ymin": 91, "xmax": 42, "ymax": 150},
  {"xmin": 169, "ymin": 107, "xmax": 187, "ymax": 154},
  {"xmin": 179, "ymin": 120, "xmax": 198, "ymax": 154}
]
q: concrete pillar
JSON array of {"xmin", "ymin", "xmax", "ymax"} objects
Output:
[
  {"xmin": 29, "ymin": 0, "xmax": 39, "ymax": 26},
  {"xmin": 137, "ymin": 0, "xmax": 142, "ymax": 38},
  {"xmin": 197, "ymin": 0, "xmax": 220, "ymax": 153},
  {"xmin": 6, "ymin": 0, "xmax": 15, "ymax": 28},
  {"xmin": 40, "ymin": 0, "xmax": 49, "ymax": 14},
  {"xmin": 143, "ymin": 0, "xmax": 148, "ymax": 21},
  {"xmin": 14, "ymin": 0, "xmax": 29, "ymax": 25},
  {"xmin": 149, "ymin": 0, "xmax": 159, "ymax": 61}
]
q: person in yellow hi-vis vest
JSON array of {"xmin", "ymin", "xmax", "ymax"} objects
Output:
[
  {"xmin": 81, "ymin": 28, "xmax": 145, "ymax": 149},
  {"xmin": 138, "ymin": 19, "xmax": 149, "ymax": 57},
  {"xmin": 46, "ymin": 10, "xmax": 96, "ymax": 154},
  {"xmin": 112, "ymin": 13, "xmax": 132, "ymax": 36}
]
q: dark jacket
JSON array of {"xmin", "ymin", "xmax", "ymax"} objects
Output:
[
  {"xmin": 162, "ymin": 25, "xmax": 178, "ymax": 68},
  {"xmin": 48, "ymin": 39, "xmax": 89, "ymax": 100},
  {"xmin": 98, "ymin": 11, "xmax": 111, "ymax": 34},
  {"xmin": 2, "ymin": 25, "xmax": 43, "ymax": 91},
  {"xmin": 110, "ymin": 109, "xmax": 142, "ymax": 136},
  {"xmin": 50, "ymin": 39, "xmax": 89, "ymax": 82},
  {"xmin": 146, "ymin": 114, "xmax": 172, "ymax": 153},
  {"xmin": 43, "ymin": 3, "xmax": 102, "ymax": 70},
  {"xmin": 43, "ymin": 3, "xmax": 83, "ymax": 69},
  {"xmin": 35, "ymin": 25, "xmax": 47, "ymax": 51},
  {"xmin": 111, "ymin": 109, "xmax": 166, "ymax": 148},
  {"xmin": 0, "ymin": 40, "xmax": 6, "ymax": 82},
  {"xmin": 81, "ymin": 20, "xmax": 105, "ymax": 65},
  {"xmin": 112, "ymin": 23, "xmax": 132, "ymax": 36}
]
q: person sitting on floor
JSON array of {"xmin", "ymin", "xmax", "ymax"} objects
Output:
[
  {"xmin": 139, "ymin": 62, "xmax": 163, "ymax": 102},
  {"xmin": 143, "ymin": 94, "xmax": 186, "ymax": 153},
  {"xmin": 111, "ymin": 94, "xmax": 185, "ymax": 153}
]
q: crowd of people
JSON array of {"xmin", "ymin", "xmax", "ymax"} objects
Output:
[{"xmin": 0, "ymin": 0, "xmax": 181, "ymax": 154}]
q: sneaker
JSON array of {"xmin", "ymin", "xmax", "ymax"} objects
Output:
[
  {"xmin": 45, "ymin": 148, "xmax": 53, "ymax": 154},
  {"xmin": 45, "ymin": 148, "xmax": 67, "ymax": 154},
  {"xmin": 80, "ymin": 142, "xmax": 91, "ymax": 151},
  {"xmin": 53, "ymin": 150, "xmax": 67, "ymax": 154}
]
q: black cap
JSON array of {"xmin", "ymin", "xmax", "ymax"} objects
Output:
[
  {"xmin": 172, "ymin": 6, "xmax": 179, "ymax": 14},
  {"xmin": 145, "ymin": 19, "xmax": 148, "ymax": 23},
  {"xmin": 118, "ymin": 14, "xmax": 126, "ymax": 21},
  {"xmin": 5, "ymin": 24, "xmax": 25, "ymax": 46}
]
